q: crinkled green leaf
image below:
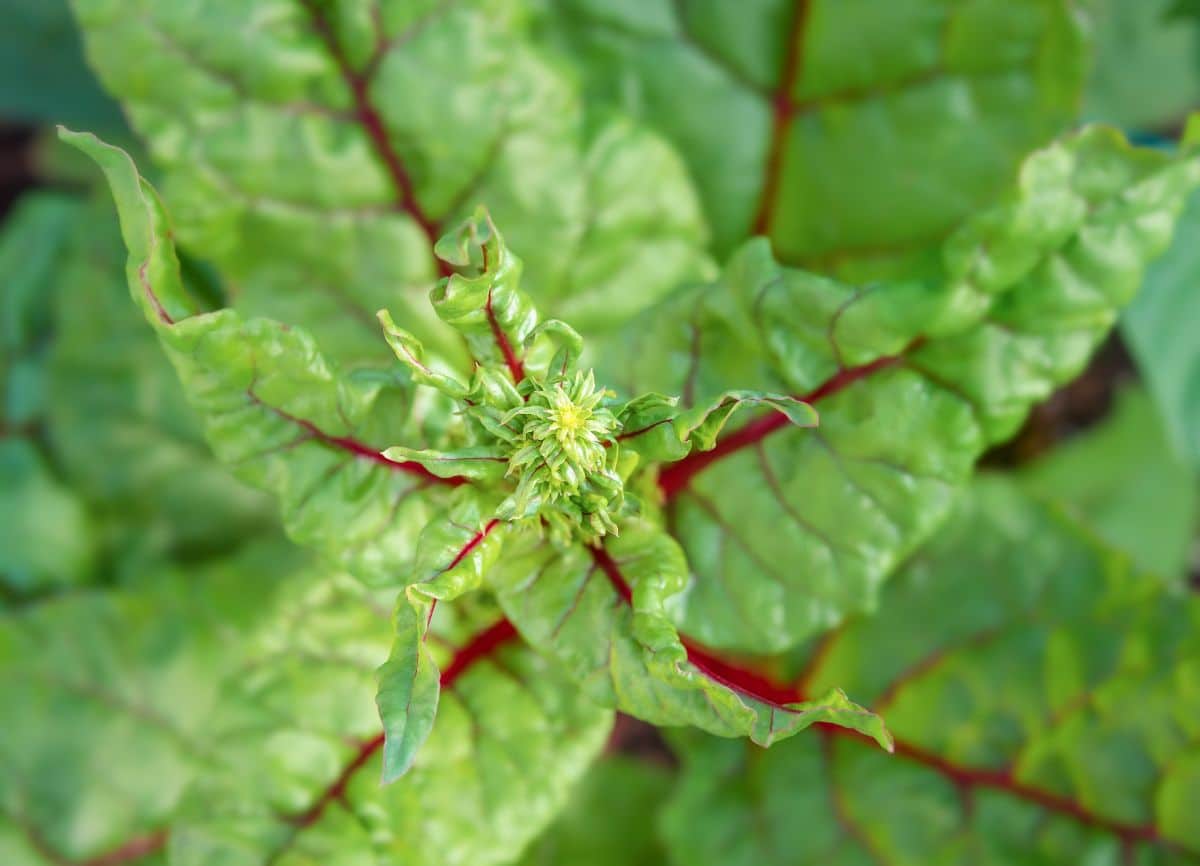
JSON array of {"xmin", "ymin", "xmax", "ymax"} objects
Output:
[
  {"xmin": 376, "ymin": 491, "xmax": 507, "ymax": 782},
  {"xmin": 662, "ymin": 478, "xmax": 1200, "ymax": 864},
  {"xmin": 1020, "ymin": 386, "xmax": 1198, "ymax": 580},
  {"xmin": 0, "ymin": 540, "xmax": 301, "ymax": 866},
  {"xmin": 534, "ymin": 0, "xmax": 1090, "ymax": 273},
  {"xmin": 517, "ymin": 756, "xmax": 672, "ymax": 866},
  {"xmin": 616, "ymin": 125, "xmax": 1200, "ymax": 652},
  {"xmin": 492, "ymin": 519, "xmax": 891, "ymax": 752},
  {"xmin": 1123, "ymin": 186, "xmax": 1200, "ymax": 468},
  {"xmin": 0, "ymin": 439, "xmax": 95, "ymax": 597},
  {"xmin": 170, "ymin": 573, "xmax": 613, "ymax": 866},
  {"xmin": 675, "ymin": 390, "xmax": 817, "ymax": 452},
  {"xmin": 62, "ymin": 129, "xmax": 455, "ymax": 586},
  {"xmin": 46, "ymin": 197, "xmax": 275, "ymax": 558},
  {"xmin": 71, "ymin": 0, "xmax": 711, "ymax": 364},
  {"xmin": 1085, "ymin": 0, "xmax": 1200, "ymax": 129}
]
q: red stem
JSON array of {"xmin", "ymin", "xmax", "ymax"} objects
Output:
[
  {"xmin": 290, "ymin": 733, "xmax": 385, "ymax": 828},
  {"xmin": 439, "ymin": 618, "xmax": 519, "ymax": 686},
  {"xmin": 590, "ymin": 546, "xmax": 802, "ymax": 708},
  {"xmin": 884, "ymin": 738, "xmax": 1165, "ymax": 847},
  {"xmin": 657, "ymin": 353, "xmax": 904, "ymax": 498},
  {"xmin": 750, "ymin": 0, "xmax": 812, "ymax": 236},
  {"xmin": 299, "ymin": 0, "xmax": 452, "ymax": 279},
  {"xmin": 591, "ymin": 546, "xmax": 1177, "ymax": 851},
  {"xmin": 251, "ymin": 393, "xmax": 468, "ymax": 486},
  {"xmin": 486, "ymin": 289, "xmax": 526, "ymax": 383},
  {"xmin": 444, "ymin": 519, "xmax": 501, "ymax": 573},
  {"xmin": 287, "ymin": 617, "xmax": 519, "ymax": 834}
]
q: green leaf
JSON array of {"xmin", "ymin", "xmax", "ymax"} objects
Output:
[
  {"xmin": 1085, "ymin": 0, "xmax": 1200, "ymax": 129},
  {"xmin": 1122, "ymin": 187, "xmax": 1200, "ymax": 468},
  {"xmin": 0, "ymin": 439, "xmax": 95, "ymax": 597},
  {"xmin": 376, "ymin": 492, "xmax": 507, "ymax": 782},
  {"xmin": 45, "ymin": 197, "xmax": 275, "ymax": 559},
  {"xmin": 662, "ymin": 478, "xmax": 1200, "ymax": 865},
  {"xmin": 170, "ymin": 574, "xmax": 613, "ymax": 866},
  {"xmin": 491, "ymin": 519, "xmax": 891, "ymax": 752},
  {"xmin": 1020, "ymin": 386, "xmax": 1198, "ymax": 580},
  {"xmin": 0, "ymin": 540, "xmax": 300, "ymax": 865},
  {"xmin": 675, "ymin": 390, "xmax": 817, "ymax": 452},
  {"xmin": 61, "ymin": 129, "xmax": 456, "ymax": 586},
  {"xmin": 0, "ymin": 0, "xmax": 124, "ymax": 130},
  {"xmin": 1, "ymin": 192, "xmax": 81, "ymax": 430},
  {"xmin": 616, "ymin": 124, "xmax": 1200, "ymax": 652},
  {"xmin": 534, "ymin": 0, "xmax": 1090, "ymax": 272},
  {"xmin": 517, "ymin": 756, "xmax": 673, "ymax": 866},
  {"xmin": 71, "ymin": 0, "xmax": 711, "ymax": 365}
]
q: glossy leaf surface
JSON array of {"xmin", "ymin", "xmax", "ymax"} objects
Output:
[
  {"xmin": 63, "ymin": 129, "xmax": 454, "ymax": 585},
  {"xmin": 71, "ymin": 0, "xmax": 711, "ymax": 364},
  {"xmin": 492, "ymin": 519, "xmax": 892, "ymax": 751},
  {"xmin": 535, "ymin": 0, "xmax": 1090, "ymax": 273},
  {"xmin": 170, "ymin": 573, "xmax": 613, "ymax": 866},
  {"xmin": 618, "ymin": 125, "xmax": 1200, "ymax": 652},
  {"xmin": 662, "ymin": 479, "xmax": 1200, "ymax": 865}
]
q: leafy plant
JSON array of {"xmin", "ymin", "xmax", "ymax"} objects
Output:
[{"xmin": 2, "ymin": 1, "xmax": 1200, "ymax": 865}]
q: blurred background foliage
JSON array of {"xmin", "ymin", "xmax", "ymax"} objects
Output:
[{"xmin": 0, "ymin": 0, "xmax": 1198, "ymax": 864}]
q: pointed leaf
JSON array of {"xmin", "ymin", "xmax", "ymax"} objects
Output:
[
  {"xmin": 171, "ymin": 575, "xmax": 613, "ymax": 866},
  {"xmin": 377, "ymin": 491, "xmax": 508, "ymax": 781},
  {"xmin": 675, "ymin": 390, "xmax": 817, "ymax": 451},
  {"xmin": 491, "ymin": 520, "xmax": 890, "ymax": 752},
  {"xmin": 62, "ymin": 129, "xmax": 457, "ymax": 585},
  {"xmin": 381, "ymin": 445, "xmax": 508, "ymax": 483},
  {"xmin": 46, "ymin": 197, "xmax": 274, "ymax": 557}
]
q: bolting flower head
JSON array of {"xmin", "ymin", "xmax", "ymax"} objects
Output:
[{"xmin": 497, "ymin": 370, "xmax": 624, "ymax": 542}]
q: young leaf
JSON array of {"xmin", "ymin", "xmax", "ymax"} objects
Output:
[
  {"xmin": 0, "ymin": 540, "xmax": 300, "ymax": 865},
  {"xmin": 376, "ymin": 491, "xmax": 507, "ymax": 782},
  {"xmin": 170, "ymin": 573, "xmax": 613, "ymax": 866},
  {"xmin": 534, "ymin": 0, "xmax": 1090, "ymax": 272},
  {"xmin": 71, "ymin": 0, "xmax": 711, "ymax": 364},
  {"xmin": 662, "ymin": 478, "xmax": 1200, "ymax": 864},
  {"xmin": 61, "ymin": 129, "xmax": 458, "ymax": 585},
  {"xmin": 491, "ymin": 519, "xmax": 892, "ymax": 753},
  {"xmin": 616, "ymin": 124, "xmax": 1200, "ymax": 652}
]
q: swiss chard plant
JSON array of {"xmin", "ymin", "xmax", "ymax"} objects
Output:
[{"xmin": 3, "ymin": 1, "xmax": 1200, "ymax": 865}]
